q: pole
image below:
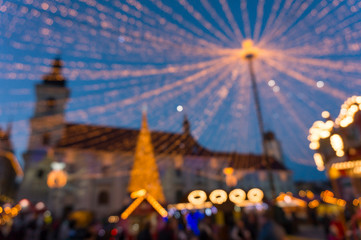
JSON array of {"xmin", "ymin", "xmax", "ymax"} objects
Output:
[{"xmin": 247, "ymin": 58, "xmax": 276, "ymax": 199}]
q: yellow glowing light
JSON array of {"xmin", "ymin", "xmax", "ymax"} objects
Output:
[
  {"xmin": 299, "ymin": 190, "xmax": 306, "ymax": 197},
  {"xmin": 336, "ymin": 150, "xmax": 344, "ymax": 157},
  {"xmin": 329, "ymin": 167, "xmax": 340, "ymax": 179},
  {"xmin": 353, "ymin": 199, "xmax": 359, "ymax": 206},
  {"xmin": 47, "ymin": 169, "xmax": 67, "ymax": 188},
  {"xmin": 121, "ymin": 197, "xmax": 145, "ymax": 220},
  {"xmin": 146, "ymin": 195, "xmax": 168, "ymax": 218},
  {"xmin": 4, "ymin": 207, "xmax": 11, "ymax": 215},
  {"xmin": 14, "ymin": 205, "xmax": 21, "ymax": 211},
  {"xmin": 330, "ymin": 134, "xmax": 344, "ymax": 157},
  {"xmin": 309, "ymin": 142, "xmax": 320, "ymax": 150},
  {"xmin": 108, "ymin": 216, "xmax": 119, "ymax": 223},
  {"xmin": 322, "ymin": 111, "xmax": 330, "ymax": 118},
  {"xmin": 247, "ymin": 188, "xmax": 264, "ymax": 203},
  {"xmin": 306, "ymin": 191, "xmax": 314, "ymax": 199},
  {"xmin": 229, "ymin": 189, "xmax": 246, "ymax": 205},
  {"xmin": 188, "ymin": 190, "xmax": 207, "ymax": 205},
  {"xmin": 11, "ymin": 208, "xmax": 18, "ymax": 217},
  {"xmin": 130, "ymin": 189, "xmax": 147, "ymax": 199},
  {"xmin": 209, "ymin": 189, "xmax": 228, "ymax": 204},
  {"xmin": 223, "ymin": 167, "xmax": 234, "ymax": 175},
  {"xmin": 335, "ymin": 96, "xmax": 361, "ymax": 128},
  {"xmin": 336, "ymin": 199, "xmax": 346, "ymax": 207},
  {"xmin": 0, "ymin": 207, "xmax": 3, "ymax": 214},
  {"xmin": 308, "ymin": 200, "xmax": 320, "ymax": 208},
  {"xmin": 168, "ymin": 201, "xmax": 213, "ymax": 211},
  {"xmin": 313, "ymin": 153, "xmax": 325, "ymax": 171},
  {"xmin": 128, "ymin": 113, "xmax": 165, "ymax": 202},
  {"xmin": 240, "ymin": 39, "xmax": 259, "ymax": 59}
]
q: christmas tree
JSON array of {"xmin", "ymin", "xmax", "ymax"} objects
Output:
[{"xmin": 128, "ymin": 112, "xmax": 165, "ymax": 203}]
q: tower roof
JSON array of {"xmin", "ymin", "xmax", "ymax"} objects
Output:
[{"xmin": 42, "ymin": 56, "xmax": 66, "ymax": 87}]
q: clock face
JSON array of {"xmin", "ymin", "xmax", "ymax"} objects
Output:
[{"xmin": 47, "ymin": 170, "xmax": 67, "ymax": 188}]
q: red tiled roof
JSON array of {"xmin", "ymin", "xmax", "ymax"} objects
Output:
[{"xmin": 56, "ymin": 123, "xmax": 287, "ymax": 170}]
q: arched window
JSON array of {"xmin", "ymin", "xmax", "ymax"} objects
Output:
[{"xmin": 98, "ymin": 191, "xmax": 109, "ymax": 205}]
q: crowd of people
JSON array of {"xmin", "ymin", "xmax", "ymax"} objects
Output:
[
  {"xmin": 0, "ymin": 204, "xmax": 359, "ymax": 240},
  {"xmin": 0, "ymin": 206, "xmax": 294, "ymax": 240}
]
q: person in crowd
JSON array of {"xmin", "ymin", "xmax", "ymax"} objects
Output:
[
  {"xmin": 138, "ymin": 222, "xmax": 152, "ymax": 240},
  {"xmin": 328, "ymin": 215, "xmax": 345, "ymax": 240},
  {"xmin": 244, "ymin": 212, "xmax": 258, "ymax": 240},
  {"xmin": 198, "ymin": 217, "xmax": 214, "ymax": 240},
  {"xmin": 157, "ymin": 220, "xmax": 175, "ymax": 240},
  {"xmin": 231, "ymin": 219, "xmax": 251, "ymax": 240},
  {"xmin": 257, "ymin": 210, "xmax": 287, "ymax": 240}
]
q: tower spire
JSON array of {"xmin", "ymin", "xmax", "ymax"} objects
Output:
[
  {"xmin": 128, "ymin": 112, "xmax": 165, "ymax": 202},
  {"xmin": 183, "ymin": 114, "xmax": 190, "ymax": 135},
  {"xmin": 42, "ymin": 55, "xmax": 66, "ymax": 86}
]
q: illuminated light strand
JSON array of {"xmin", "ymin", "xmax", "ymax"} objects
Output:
[
  {"xmin": 176, "ymin": 0, "xmax": 235, "ymax": 45},
  {"xmin": 330, "ymin": 134, "xmax": 344, "ymax": 157},
  {"xmin": 168, "ymin": 201, "xmax": 213, "ymax": 210},
  {"xmin": 313, "ymin": 153, "xmax": 325, "ymax": 171},
  {"xmin": 199, "ymin": 0, "xmax": 237, "ymax": 41},
  {"xmin": 2, "ymin": 0, "xmax": 361, "ymax": 168},
  {"xmin": 240, "ymin": 0, "xmax": 252, "ymax": 38},
  {"xmin": 146, "ymin": 195, "xmax": 168, "ymax": 218},
  {"xmin": 263, "ymin": 57, "xmax": 347, "ymax": 100},
  {"xmin": 218, "ymin": 0, "xmax": 244, "ymax": 41},
  {"xmin": 332, "ymin": 160, "xmax": 361, "ymax": 170},
  {"xmin": 121, "ymin": 196, "xmax": 145, "ymax": 220},
  {"xmin": 253, "ymin": 0, "xmax": 265, "ymax": 42}
]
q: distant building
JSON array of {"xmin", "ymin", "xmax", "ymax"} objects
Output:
[{"xmin": 19, "ymin": 57, "xmax": 294, "ymax": 218}]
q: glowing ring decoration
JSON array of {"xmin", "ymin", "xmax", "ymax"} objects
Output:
[
  {"xmin": 247, "ymin": 188, "xmax": 264, "ymax": 203},
  {"xmin": 188, "ymin": 190, "xmax": 207, "ymax": 205},
  {"xmin": 229, "ymin": 189, "xmax": 246, "ymax": 205},
  {"xmin": 209, "ymin": 189, "xmax": 227, "ymax": 204}
]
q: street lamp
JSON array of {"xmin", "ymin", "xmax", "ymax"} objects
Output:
[{"xmin": 240, "ymin": 39, "xmax": 276, "ymax": 199}]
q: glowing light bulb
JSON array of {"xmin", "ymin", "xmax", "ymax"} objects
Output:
[
  {"xmin": 177, "ymin": 105, "xmax": 183, "ymax": 112},
  {"xmin": 268, "ymin": 80, "xmax": 276, "ymax": 87},
  {"xmin": 273, "ymin": 86, "xmax": 280, "ymax": 92},
  {"xmin": 322, "ymin": 111, "xmax": 330, "ymax": 118},
  {"xmin": 316, "ymin": 81, "xmax": 324, "ymax": 88}
]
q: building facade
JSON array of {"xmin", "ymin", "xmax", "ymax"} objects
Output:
[
  {"xmin": 19, "ymin": 57, "xmax": 294, "ymax": 219},
  {"xmin": 0, "ymin": 125, "xmax": 18, "ymax": 201}
]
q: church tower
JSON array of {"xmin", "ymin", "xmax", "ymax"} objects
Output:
[
  {"xmin": 19, "ymin": 57, "xmax": 69, "ymax": 203},
  {"xmin": 27, "ymin": 56, "xmax": 70, "ymax": 150}
]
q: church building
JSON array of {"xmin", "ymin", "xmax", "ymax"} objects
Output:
[{"xmin": 19, "ymin": 57, "xmax": 294, "ymax": 218}]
